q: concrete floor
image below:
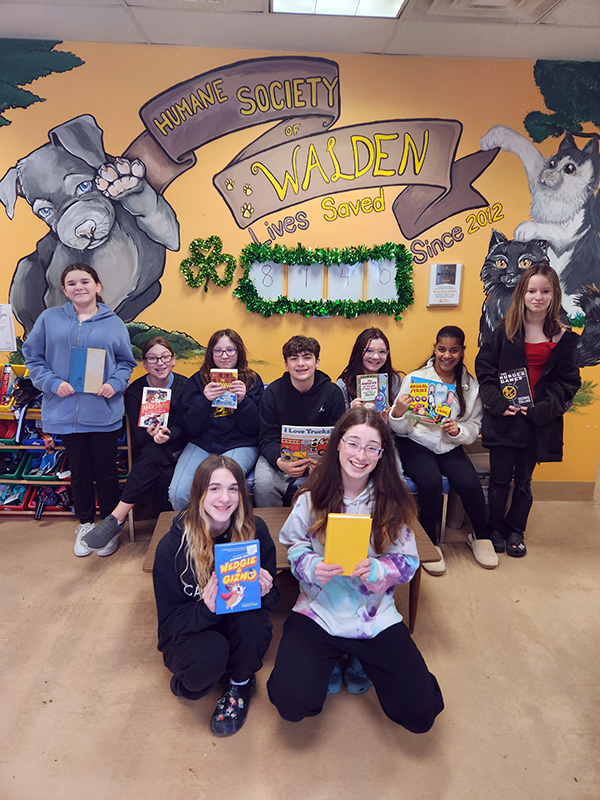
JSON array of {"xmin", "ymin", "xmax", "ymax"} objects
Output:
[{"xmin": 1, "ymin": 501, "xmax": 599, "ymax": 800}]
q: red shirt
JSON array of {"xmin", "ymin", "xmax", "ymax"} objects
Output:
[{"xmin": 525, "ymin": 341, "xmax": 556, "ymax": 399}]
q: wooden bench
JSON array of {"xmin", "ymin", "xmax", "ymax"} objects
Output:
[{"xmin": 142, "ymin": 508, "xmax": 440, "ymax": 633}]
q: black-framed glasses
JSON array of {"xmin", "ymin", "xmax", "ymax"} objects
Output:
[
  {"xmin": 213, "ymin": 347, "xmax": 238, "ymax": 357},
  {"xmin": 341, "ymin": 437, "xmax": 383, "ymax": 459},
  {"xmin": 143, "ymin": 354, "xmax": 174, "ymax": 364}
]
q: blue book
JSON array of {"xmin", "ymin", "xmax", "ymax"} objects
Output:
[
  {"xmin": 214, "ymin": 539, "xmax": 261, "ymax": 615},
  {"xmin": 69, "ymin": 347, "xmax": 106, "ymax": 393}
]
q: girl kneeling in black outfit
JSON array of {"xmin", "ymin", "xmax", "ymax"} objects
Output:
[{"xmin": 152, "ymin": 454, "xmax": 278, "ymax": 736}]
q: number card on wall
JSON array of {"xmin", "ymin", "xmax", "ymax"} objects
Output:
[
  {"xmin": 248, "ymin": 260, "xmax": 284, "ymax": 301},
  {"xmin": 288, "ymin": 263, "xmax": 324, "ymax": 301},
  {"xmin": 327, "ymin": 262, "xmax": 363, "ymax": 302},
  {"xmin": 366, "ymin": 259, "xmax": 397, "ymax": 301}
]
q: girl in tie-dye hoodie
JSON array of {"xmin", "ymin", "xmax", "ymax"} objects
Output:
[{"xmin": 267, "ymin": 407, "xmax": 444, "ymax": 733}]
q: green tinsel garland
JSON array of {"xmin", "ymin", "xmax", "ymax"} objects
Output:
[
  {"xmin": 180, "ymin": 236, "xmax": 237, "ymax": 292},
  {"xmin": 233, "ymin": 242, "xmax": 414, "ymax": 320}
]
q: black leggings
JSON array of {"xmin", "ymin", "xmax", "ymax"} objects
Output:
[
  {"xmin": 267, "ymin": 613, "xmax": 443, "ymax": 733},
  {"xmin": 396, "ymin": 437, "xmax": 488, "ymax": 545},
  {"xmin": 488, "ymin": 424, "xmax": 538, "ymax": 536},
  {"xmin": 120, "ymin": 440, "xmax": 179, "ymax": 507},
  {"xmin": 62, "ymin": 430, "xmax": 120, "ymax": 523},
  {"xmin": 162, "ymin": 609, "xmax": 273, "ymax": 700}
]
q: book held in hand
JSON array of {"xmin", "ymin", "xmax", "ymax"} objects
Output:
[
  {"xmin": 214, "ymin": 539, "xmax": 261, "ymax": 614},
  {"xmin": 69, "ymin": 347, "xmax": 106, "ymax": 394},
  {"xmin": 356, "ymin": 373, "xmax": 389, "ymax": 412},
  {"xmin": 280, "ymin": 425, "xmax": 333, "ymax": 461},
  {"xmin": 210, "ymin": 368, "xmax": 238, "ymax": 409},
  {"xmin": 324, "ymin": 513, "xmax": 372, "ymax": 576},
  {"xmin": 137, "ymin": 386, "xmax": 171, "ymax": 427},
  {"xmin": 405, "ymin": 377, "xmax": 455, "ymax": 425},
  {"xmin": 499, "ymin": 368, "xmax": 533, "ymax": 409}
]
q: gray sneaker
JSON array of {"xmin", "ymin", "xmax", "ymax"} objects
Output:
[{"xmin": 82, "ymin": 514, "xmax": 124, "ymax": 550}]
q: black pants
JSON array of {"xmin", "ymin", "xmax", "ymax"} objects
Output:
[
  {"xmin": 62, "ymin": 430, "xmax": 120, "ymax": 523},
  {"xmin": 396, "ymin": 437, "xmax": 488, "ymax": 545},
  {"xmin": 120, "ymin": 441, "xmax": 178, "ymax": 507},
  {"xmin": 267, "ymin": 613, "xmax": 444, "ymax": 733},
  {"xmin": 163, "ymin": 609, "xmax": 273, "ymax": 700},
  {"xmin": 488, "ymin": 425, "xmax": 538, "ymax": 536}
]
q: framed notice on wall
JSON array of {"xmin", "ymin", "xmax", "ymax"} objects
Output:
[{"xmin": 427, "ymin": 263, "xmax": 463, "ymax": 307}]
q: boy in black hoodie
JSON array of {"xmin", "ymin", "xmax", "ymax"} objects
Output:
[{"xmin": 253, "ymin": 335, "xmax": 345, "ymax": 507}]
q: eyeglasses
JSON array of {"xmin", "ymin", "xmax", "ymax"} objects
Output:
[
  {"xmin": 213, "ymin": 347, "xmax": 238, "ymax": 357},
  {"xmin": 341, "ymin": 438, "xmax": 383, "ymax": 459},
  {"xmin": 363, "ymin": 348, "xmax": 388, "ymax": 357},
  {"xmin": 143, "ymin": 354, "xmax": 174, "ymax": 364}
]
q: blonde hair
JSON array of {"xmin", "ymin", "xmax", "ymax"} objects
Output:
[{"xmin": 180, "ymin": 455, "xmax": 255, "ymax": 590}]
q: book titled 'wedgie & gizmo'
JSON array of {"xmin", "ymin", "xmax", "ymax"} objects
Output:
[{"xmin": 214, "ymin": 539, "xmax": 261, "ymax": 614}]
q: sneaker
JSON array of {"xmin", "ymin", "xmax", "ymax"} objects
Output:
[
  {"xmin": 343, "ymin": 655, "xmax": 372, "ymax": 694},
  {"xmin": 82, "ymin": 514, "xmax": 124, "ymax": 550},
  {"xmin": 467, "ymin": 533, "xmax": 499, "ymax": 569},
  {"xmin": 422, "ymin": 545, "xmax": 446, "ymax": 576},
  {"xmin": 327, "ymin": 662, "xmax": 343, "ymax": 694},
  {"xmin": 74, "ymin": 522, "xmax": 95, "ymax": 557},
  {"xmin": 210, "ymin": 675, "xmax": 256, "ymax": 736},
  {"xmin": 97, "ymin": 533, "xmax": 120, "ymax": 557}
]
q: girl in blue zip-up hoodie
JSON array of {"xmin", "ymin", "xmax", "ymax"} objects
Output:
[{"xmin": 23, "ymin": 263, "xmax": 136, "ymax": 556}]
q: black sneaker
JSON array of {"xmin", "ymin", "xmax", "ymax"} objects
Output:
[{"xmin": 210, "ymin": 675, "xmax": 256, "ymax": 736}]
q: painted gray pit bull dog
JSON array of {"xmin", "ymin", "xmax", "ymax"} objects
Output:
[{"xmin": 0, "ymin": 114, "xmax": 180, "ymax": 335}]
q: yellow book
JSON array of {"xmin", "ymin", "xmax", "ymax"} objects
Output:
[{"xmin": 324, "ymin": 513, "xmax": 372, "ymax": 576}]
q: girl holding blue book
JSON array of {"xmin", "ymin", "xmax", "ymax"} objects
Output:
[
  {"xmin": 153, "ymin": 454, "xmax": 278, "ymax": 736},
  {"xmin": 389, "ymin": 326, "xmax": 495, "ymax": 573},
  {"xmin": 267, "ymin": 407, "xmax": 443, "ymax": 732},
  {"xmin": 23, "ymin": 263, "xmax": 136, "ymax": 557}
]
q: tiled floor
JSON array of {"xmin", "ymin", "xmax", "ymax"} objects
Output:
[{"xmin": 1, "ymin": 501, "xmax": 599, "ymax": 800}]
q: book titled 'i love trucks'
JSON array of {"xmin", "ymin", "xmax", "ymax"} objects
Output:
[{"xmin": 214, "ymin": 539, "xmax": 261, "ymax": 615}]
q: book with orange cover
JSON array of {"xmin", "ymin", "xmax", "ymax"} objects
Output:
[{"xmin": 324, "ymin": 513, "xmax": 372, "ymax": 576}]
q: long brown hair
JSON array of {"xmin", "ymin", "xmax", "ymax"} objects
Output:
[
  {"xmin": 338, "ymin": 328, "xmax": 401, "ymax": 401},
  {"xmin": 198, "ymin": 329, "xmax": 257, "ymax": 389},
  {"xmin": 295, "ymin": 407, "xmax": 417, "ymax": 554},
  {"xmin": 504, "ymin": 264, "xmax": 563, "ymax": 342},
  {"xmin": 180, "ymin": 455, "xmax": 255, "ymax": 590}
]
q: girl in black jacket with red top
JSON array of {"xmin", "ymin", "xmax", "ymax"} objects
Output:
[
  {"xmin": 153, "ymin": 454, "xmax": 278, "ymax": 736},
  {"xmin": 475, "ymin": 264, "xmax": 580, "ymax": 557}
]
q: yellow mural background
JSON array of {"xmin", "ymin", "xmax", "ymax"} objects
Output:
[{"xmin": 1, "ymin": 43, "xmax": 598, "ymax": 483}]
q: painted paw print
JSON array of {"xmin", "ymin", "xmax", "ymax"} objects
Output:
[
  {"xmin": 96, "ymin": 158, "xmax": 144, "ymax": 199},
  {"xmin": 225, "ymin": 178, "xmax": 235, "ymax": 190},
  {"xmin": 243, "ymin": 184, "xmax": 253, "ymax": 196},
  {"xmin": 240, "ymin": 202, "xmax": 254, "ymax": 219}
]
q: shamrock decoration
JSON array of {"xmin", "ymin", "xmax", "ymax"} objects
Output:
[{"xmin": 180, "ymin": 236, "xmax": 237, "ymax": 292}]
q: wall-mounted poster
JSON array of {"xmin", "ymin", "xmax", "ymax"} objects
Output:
[{"xmin": 427, "ymin": 263, "xmax": 463, "ymax": 307}]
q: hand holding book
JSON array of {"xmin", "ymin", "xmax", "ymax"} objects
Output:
[{"xmin": 202, "ymin": 572, "xmax": 219, "ymax": 613}]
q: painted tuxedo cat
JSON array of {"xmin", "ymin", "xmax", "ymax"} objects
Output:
[
  {"xmin": 481, "ymin": 127, "xmax": 600, "ymax": 366},
  {"xmin": 478, "ymin": 231, "xmax": 549, "ymax": 345}
]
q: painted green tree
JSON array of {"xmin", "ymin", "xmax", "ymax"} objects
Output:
[
  {"xmin": 524, "ymin": 60, "xmax": 600, "ymax": 143},
  {"xmin": 0, "ymin": 39, "xmax": 84, "ymax": 127}
]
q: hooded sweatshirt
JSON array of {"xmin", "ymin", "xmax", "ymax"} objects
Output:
[
  {"xmin": 22, "ymin": 302, "xmax": 136, "ymax": 434},
  {"xmin": 259, "ymin": 370, "xmax": 346, "ymax": 469}
]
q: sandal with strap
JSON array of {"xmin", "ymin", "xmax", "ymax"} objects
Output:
[{"xmin": 506, "ymin": 531, "xmax": 527, "ymax": 558}]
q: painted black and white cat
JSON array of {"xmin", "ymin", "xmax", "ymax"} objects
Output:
[
  {"xmin": 480, "ymin": 127, "xmax": 600, "ymax": 366},
  {"xmin": 478, "ymin": 230, "xmax": 549, "ymax": 345}
]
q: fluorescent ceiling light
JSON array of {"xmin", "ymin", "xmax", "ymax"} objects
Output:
[{"xmin": 272, "ymin": 0, "xmax": 406, "ymax": 18}]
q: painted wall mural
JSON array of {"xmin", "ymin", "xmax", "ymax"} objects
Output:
[{"xmin": 1, "ymin": 42, "xmax": 599, "ymax": 482}]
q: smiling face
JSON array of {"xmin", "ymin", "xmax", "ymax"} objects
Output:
[
  {"xmin": 285, "ymin": 350, "xmax": 319, "ymax": 390},
  {"xmin": 61, "ymin": 269, "xmax": 102, "ymax": 308},
  {"xmin": 143, "ymin": 343, "xmax": 175, "ymax": 384},
  {"xmin": 361, "ymin": 337, "xmax": 389, "ymax": 374},
  {"xmin": 524, "ymin": 274, "xmax": 553, "ymax": 316},
  {"xmin": 337, "ymin": 423, "xmax": 383, "ymax": 490},
  {"xmin": 434, "ymin": 336, "xmax": 464, "ymax": 379},
  {"xmin": 212, "ymin": 335, "xmax": 239, "ymax": 370},
  {"xmin": 202, "ymin": 467, "xmax": 240, "ymax": 534}
]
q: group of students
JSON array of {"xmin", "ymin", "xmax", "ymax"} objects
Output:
[{"xmin": 22, "ymin": 259, "xmax": 580, "ymax": 737}]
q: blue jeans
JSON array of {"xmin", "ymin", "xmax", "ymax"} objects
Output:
[{"xmin": 168, "ymin": 442, "xmax": 258, "ymax": 512}]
